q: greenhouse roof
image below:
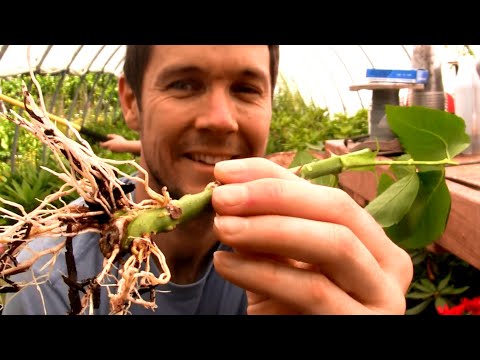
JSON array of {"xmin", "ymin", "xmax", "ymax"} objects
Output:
[{"xmin": 0, "ymin": 45, "xmax": 478, "ymax": 116}]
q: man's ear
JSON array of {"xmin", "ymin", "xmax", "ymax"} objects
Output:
[{"xmin": 118, "ymin": 75, "xmax": 140, "ymax": 131}]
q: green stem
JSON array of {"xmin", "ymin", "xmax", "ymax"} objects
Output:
[
  {"xmin": 121, "ymin": 183, "xmax": 216, "ymax": 252},
  {"xmin": 121, "ymin": 148, "xmax": 458, "ymax": 252},
  {"xmin": 290, "ymin": 148, "xmax": 458, "ymax": 179},
  {"xmin": 367, "ymin": 159, "xmax": 458, "ymax": 166}
]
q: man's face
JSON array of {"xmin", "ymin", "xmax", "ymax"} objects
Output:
[{"xmin": 137, "ymin": 45, "xmax": 272, "ymax": 198}]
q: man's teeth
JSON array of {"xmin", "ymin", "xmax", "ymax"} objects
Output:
[{"xmin": 190, "ymin": 154, "xmax": 232, "ymax": 165}]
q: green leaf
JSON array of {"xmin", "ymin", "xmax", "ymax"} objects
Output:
[
  {"xmin": 289, "ymin": 150, "xmax": 317, "ymax": 168},
  {"xmin": 310, "ymin": 174, "xmax": 338, "ymax": 188},
  {"xmin": 390, "ymin": 154, "xmax": 416, "ymax": 179},
  {"xmin": 376, "ymin": 173, "xmax": 395, "ymax": 196},
  {"xmin": 435, "ymin": 297, "xmax": 448, "ymax": 309},
  {"xmin": 386, "ymin": 170, "xmax": 451, "ymax": 249},
  {"xmin": 411, "ymin": 283, "xmax": 435, "ymax": 294},
  {"xmin": 406, "ymin": 291, "xmax": 434, "ymax": 300},
  {"xmin": 365, "ymin": 173, "xmax": 419, "ymax": 227},
  {"xmin": 406, "ymin": 298, "xmax": 433, "ymax": 315},
  {"xmin": 410, "ymin": 250, "xmax": 427, "ymax": 266},
  {"xmin": 386, "ymin": 105, "xmax": 470, "ymax": 162},
  {"xmin": 437, "ymin": 272, "xmax": 452, "ymax": 291},
  {"xmin": 306, "ymin": 142, "xmax": 325, "ymax": 152},
  {"xmin": 440, "ymin": 286, "xmax": 470, "ymax": 295},
  {"xmin": 419, "ymin": 278, "xmax": 437, "ymax": 292}
]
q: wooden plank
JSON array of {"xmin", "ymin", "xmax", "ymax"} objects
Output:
[
  {"xmin": 349, "ymin": 83, "xmax": 425, "ymax": 91},
  {"xmin": 436, "ymin": 180, "xmax": 480, "ymax": 269},
  {"xmin": 446, "ymin": 160, "xmax": 480, "ymax": 190}
]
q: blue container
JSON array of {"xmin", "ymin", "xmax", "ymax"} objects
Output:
[{"xmin": 366, "ymin": 68, "xmax": 429, "ymax": 84}]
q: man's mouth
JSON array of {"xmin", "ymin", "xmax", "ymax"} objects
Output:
[{"xmin": 185, "ymin": 153, "xmax": 237, "ymax": 165}]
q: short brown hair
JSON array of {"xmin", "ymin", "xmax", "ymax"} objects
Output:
[{"xmin": 123, "ymin": 45, "xmax": 280, "ymax": 108}]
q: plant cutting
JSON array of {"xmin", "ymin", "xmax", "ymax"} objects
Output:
[{"xmin": 0, "ymin": 71, "xmax": 470, "ymax": 314}]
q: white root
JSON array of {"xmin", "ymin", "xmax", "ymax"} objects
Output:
[{"xmin": 0, "ymin": 69, "xmax": 173, "ymax": 314}]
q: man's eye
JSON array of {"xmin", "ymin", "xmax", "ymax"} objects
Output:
[
  {"xmin": 167, "ymin": 80, "xmax": 199, "ymax": 92},
  {"xmin": 232, "ymin": 84, "xmax": 261, "ymax": 95}
]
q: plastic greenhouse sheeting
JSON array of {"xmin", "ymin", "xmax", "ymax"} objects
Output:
[{"xmin": 0, "ymin": 45, "xmax": 479, "ymax": 116}]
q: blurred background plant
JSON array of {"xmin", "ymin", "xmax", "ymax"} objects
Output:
[
  {"xmin": 406, "ymin": 247, "xmax": 480, "ymax": 315},
  {"xmin": 267, "ymin": 77, "xmax": 368, "ymax": 154}
]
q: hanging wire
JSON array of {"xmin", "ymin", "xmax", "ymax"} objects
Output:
[
  {"xmin": 93, "ymin": 73, "xmax": 115, "ymax": 123},
  {"xmin": 316, "ymin": 47, "xmax": 347, "ymax": 114},
  {"xmin": 48, "ymin": 46, "xmax": 84, "ymax": 115},
  {"xmin": 110, "ymin": 54, "xmax": 126, "ymax": 124},
  {"xmin": 66, "ymin": 46, "xmax": 107, "ymax": 123},
  {"xmin": 330, "ymin": 46, "xmax": 365, "ymax": 110},
  {"xmin": 81, "ymin": 45, "xmax": 122, "ymax": 127}
]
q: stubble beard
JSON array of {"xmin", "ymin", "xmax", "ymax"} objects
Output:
[
  {"xmin": 146, "ymin": 161, "xmax": 185, "ymax": 201},
  {"xmin": 145, "ymin": 158, "xmax": 217, "ymax": 237}
]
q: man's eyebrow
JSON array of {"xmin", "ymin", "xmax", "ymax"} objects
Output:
[
  {"xmin": 239, "ymin": 68, "xmax": 269, "ymax": 86},
  {"xmin": 156, "ymin": 65, "xmax": 204, "ymax": 81},
  {"xmin": 156, "ymin": 64, "xmax": 269, "ymax": 85}
]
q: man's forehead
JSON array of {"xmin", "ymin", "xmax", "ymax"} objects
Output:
[
  {"xmin": 147, "ymin": 45, "xmax": 270, "ymax": 84},
  {"xmin": 150, "ymin": 45, "xmax": 269, "ymax": 67}
]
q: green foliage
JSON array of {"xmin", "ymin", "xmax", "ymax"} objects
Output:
[
  {"xmin": 0, "ymin": 117, "xmax": 43, "ymax": 164},
  {"xmin": 385, "ymin": 170, "xmax": 451, "ymax": 249},
  {"xmin": 360, "ymin": 106, "xmax": 468, "ymax": 249},
  {"xmin": 366, "ymin": 173, "xmax": 420, "ymax": 228},
  {"xmin": 1, "ymin": 73, "xmax": 120, "ymax": 125},
  {"xmin": 0, "ymin": 72, "xmax": 138, "ymax": 225},
  {"xmin": 406, "ymin": 248, "xmax": 480, "ymax": 315},
  {"xmin": 0, "ymin": 160, "xmax": 79, "ymax": 226},
  {"xmin": 267, "ymin": 80, "xmax": 368, "ymax": 154},
  {"xmin": 1, "ymin": 72, "xmax": 124, "ymax": 172},
  {"xmin": 386, "ymin": 105, "xmax": 470, "ymax": 171},
  {"xmin": 327, "ymin": 110, "xmax": 369, "ymax": 140}
]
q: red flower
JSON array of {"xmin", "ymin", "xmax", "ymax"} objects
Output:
[
  {"xmin": 437, "ymin": 296, "xmax": 480, "ymax": 315},
  {"xmin": 437, "ymin": 303, "xmax": 467, "ymax": 315},
  {"xmin": 461, "ymin": 297, "xmax": 480, "ymax": 315}
]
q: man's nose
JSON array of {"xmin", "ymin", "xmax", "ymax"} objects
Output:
[{"xmin": 195, "ymin": 89, "xmax": 239, "ymax": 133}]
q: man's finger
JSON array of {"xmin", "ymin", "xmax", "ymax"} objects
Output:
[
  {"xmin": 213, "ymin": 251, "xmax": 383, "ymax": 314},
  {"xmin": 214, "ymin": 214, "xmax": 389, "ymax": 304},
  {"xmin": 214, "ymin": 157, "xmax": 304, "ymax": 184},
  {"xmin": 212, "ymin": 177, "xmax": 413, "ymax": 292}
]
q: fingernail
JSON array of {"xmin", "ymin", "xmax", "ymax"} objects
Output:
[
  {"xmin": 214, "ymin": 216, "xmax": 247, "ymax": 235},
  {"xmin": 213, "ymin": 184, "xmax": 247, "ymax": 206}
]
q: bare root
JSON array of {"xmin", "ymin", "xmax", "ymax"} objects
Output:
[{"xmin": 0, "ymin": 70, "xmax": 173, "ymax": 314}]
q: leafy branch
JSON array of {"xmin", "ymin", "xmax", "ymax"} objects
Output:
[{"xmin": 289, "ymin": 105, "xmax": 470, "ymax": 250}]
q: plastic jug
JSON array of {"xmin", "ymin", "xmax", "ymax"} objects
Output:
[{"xmin": 454, "ymin": 56, "xmax": 480, "ymax": 155}]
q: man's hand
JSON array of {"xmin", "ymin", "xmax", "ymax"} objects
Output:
[{"xmin": 212, "ymin": 157, "xmax": 413, "ymax": 315}]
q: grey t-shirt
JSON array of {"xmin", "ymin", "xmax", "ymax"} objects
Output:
[{"xmin": 2, "ymin": 209, "xmax": 247, "ymax": 315}]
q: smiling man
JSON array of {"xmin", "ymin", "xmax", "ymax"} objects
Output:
[
  {"xmin": 3, "ymin": 45, "xmax": 413, "ymax": 315},
  {"xmin": 119, "ymin": 46, "xmax": 274, "ymax": 287}
]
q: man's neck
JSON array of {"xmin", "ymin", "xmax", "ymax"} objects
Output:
[{"xmin": 151, "ymin": 211, "xmax": 218, "ymax": 284}]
